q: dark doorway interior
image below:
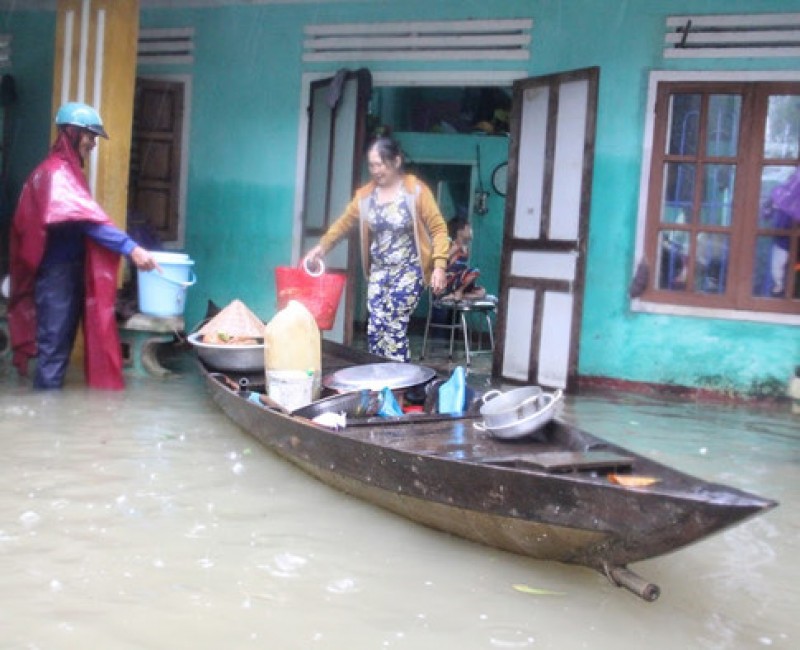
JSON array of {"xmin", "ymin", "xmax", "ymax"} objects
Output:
[{"xmin": 128, "ymin": 77, "xmax": 185, "ymax": 246}]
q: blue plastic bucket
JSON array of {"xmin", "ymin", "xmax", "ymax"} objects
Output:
[{"xmin": 137, "ymin": 251, "xmax": 197, "ymax": 317}]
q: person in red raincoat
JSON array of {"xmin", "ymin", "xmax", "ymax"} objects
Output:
[{"xmin": 8, "ymin": 102, "xmax": 159, "ymax": 390}]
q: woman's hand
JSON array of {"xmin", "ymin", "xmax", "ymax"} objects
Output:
[
  {"xmin": 304, "ymin": 245, "xmax": 324, "ymax": 269},
  {"xmin": 130, "ymin": 246, "xmax": 161, "ymax": 272},
  {"xmin": 430, "ymin": 267, "xmax": 447, "ymax": 295}
]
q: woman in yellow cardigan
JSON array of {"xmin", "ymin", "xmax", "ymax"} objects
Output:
[{"xmin": 304, "ymin": 137, "xmax": 449, "ymax": 361}]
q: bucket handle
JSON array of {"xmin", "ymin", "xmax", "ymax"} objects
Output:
[{"xmin": 150, "ymin": 269, "xmax": 197, "ymax": 289}]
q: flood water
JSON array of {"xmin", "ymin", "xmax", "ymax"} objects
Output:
[{"xmin": 0, "ymin": 354, "xmax": 797, "ymax": 649}]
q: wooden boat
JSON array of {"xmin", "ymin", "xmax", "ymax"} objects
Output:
[{"xmin": 198, "ymin": 340, "xmax": 777, "ymax": 602}]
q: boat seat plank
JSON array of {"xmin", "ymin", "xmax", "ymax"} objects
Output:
[{"xmin": 477, "ymin": 451, "xmax": 635, "ymax": 473}]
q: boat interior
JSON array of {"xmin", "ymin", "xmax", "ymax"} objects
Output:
[{"xmin": 207, "ymin": 354, "xmax": 645, "ymax": 481}]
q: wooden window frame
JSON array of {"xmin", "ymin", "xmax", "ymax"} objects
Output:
[{"xmin": 639, "ymin": 79, "xmax": 799, "ymax": 317}]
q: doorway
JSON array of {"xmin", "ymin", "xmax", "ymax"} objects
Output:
[
  {"xmin": 128, "ymin": 76, "xmax": 191, "ymax": 249},
  {"xmin": 296, "ymin": 68, "xmax": 598, "ymax": 389},
  {"xmin": 375, "ymin": 85, "xmax": 511, "ymax": 308},
  {"xmin": 408, "ymin": 161, "xmax": 475, "ymax": 221},
  {"xmin": 368, "ymin": 70, "xmax": 601, "ymax": 390},
  {"xmin": 295, "ymin": 71, "xmax": 520, "ymax": 347}
]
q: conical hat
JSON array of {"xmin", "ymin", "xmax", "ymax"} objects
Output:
[{"xmin": 198, "ymin": 299, "xmax": 264, "ymax": 339}]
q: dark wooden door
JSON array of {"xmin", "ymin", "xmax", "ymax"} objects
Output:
[{"xmin": 128, "ymin": 78, "xmax": 184, "ymax": 243}]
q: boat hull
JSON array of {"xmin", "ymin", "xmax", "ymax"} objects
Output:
[{"xmin": 200, "ymin": 344, "xmax": 777, "ymax": 600}]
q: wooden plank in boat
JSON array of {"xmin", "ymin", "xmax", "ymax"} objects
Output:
[{"xmin": 480, "ymin": 451, "xmax": 634, "ymax": 473}]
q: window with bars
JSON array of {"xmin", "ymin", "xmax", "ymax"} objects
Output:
[{"xmin": 642, "ymin": 81, "xmax": 799, "ymax": 315}]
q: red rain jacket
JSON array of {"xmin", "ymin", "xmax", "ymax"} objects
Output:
[{"xmin": 9, "ymin": 131, "xmax": 125, "ymax": 390}]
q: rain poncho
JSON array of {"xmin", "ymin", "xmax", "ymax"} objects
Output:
[{"xmin": 9, "ymin": 131, "xmax": 126, "ymax": 389}]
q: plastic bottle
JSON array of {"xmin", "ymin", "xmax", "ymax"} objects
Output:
[{"xmin": 263, "ymin": 300, "xmax": 321, "ymax": 410}]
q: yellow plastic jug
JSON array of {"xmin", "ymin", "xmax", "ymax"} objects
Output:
[{"xmin": 263, "ymin": 300, "xmax": 321, "ymax": 409}]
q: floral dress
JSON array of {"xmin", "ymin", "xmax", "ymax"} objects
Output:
[{"xmin": 365, "ymin": 190, "xmax": 423, "ymax": 361}]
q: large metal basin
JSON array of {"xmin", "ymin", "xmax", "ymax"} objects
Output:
[
  {"xmin": 478, "ymin": 388, "xmax": 564, "ymax": 440},
  {"xmin": 322, "ymin": 362, "xmax": 436, "ymax": 393},
  {"xmin": 479, "ymin": 385, "xmax": 544, "ymax": 429},
  {"xmin": 187, "ymin": 332, "xmax": 265, "ymax": 372}
]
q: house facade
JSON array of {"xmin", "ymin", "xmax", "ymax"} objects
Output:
[{"xmin": 0, "ymin": 0, "xmax": 797, "ymax": 397}]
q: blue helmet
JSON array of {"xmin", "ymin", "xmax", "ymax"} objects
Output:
[{"xmin": 55, "ymin": 102, "xmax": 109, "ymax": 138}]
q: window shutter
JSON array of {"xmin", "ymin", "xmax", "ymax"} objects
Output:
[
  {"xmin": 304, "ymin": 19, "xmax": 532, "ymax": 63},
  {"xmin": 664, "ymin": 13, "xmax": 800, "ymax": 59},
  {"xmin": 138, "ymin": 27, "xmax": 194, "ymax": 66}
]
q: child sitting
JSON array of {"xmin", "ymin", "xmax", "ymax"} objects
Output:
[{"xmin": 441, "ymin": 217, "xmax": 487, "ymax": 302}]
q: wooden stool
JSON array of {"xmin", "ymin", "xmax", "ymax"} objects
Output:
[{"xmin": 119, "ymin": 313, "xmax": 184, "ymax": 377}]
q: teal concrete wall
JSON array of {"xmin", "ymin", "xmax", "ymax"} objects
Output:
[
  {"xmin": 137, "ymin": 7, "xmax": 309, "ymax": 326},
  {"xmin": 0, "ymin": 11, "xmax": 55, "ymax": 217},
  {"xmin": 3, "ymin": 1, "xmax": 798, "ymax": 396},
  {"xmin": 546, "ymin": 0, "xmax": 800, "ymax": 396}
]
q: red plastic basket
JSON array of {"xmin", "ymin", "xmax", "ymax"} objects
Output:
[{"xmin": 274, "ymin": 264, "xmax": 346, "ymax": 330}]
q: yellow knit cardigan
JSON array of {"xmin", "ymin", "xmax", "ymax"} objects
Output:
[{"xmin": 318, "ymin": 174, "xmax": 450, "ymax": 285}]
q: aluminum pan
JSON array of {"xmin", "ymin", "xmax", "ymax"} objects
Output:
[{"xmin": 322, "ymin": 362, "xmax": 436, "ymax": 393}]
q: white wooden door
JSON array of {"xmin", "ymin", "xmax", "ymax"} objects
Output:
[
  {"xmin": 494, "ymin": 68, "xmax": 599, "ymax": 390},
  {"xmin": 300, "ymin": 71, "xmax": 370, "ymax": 344}
]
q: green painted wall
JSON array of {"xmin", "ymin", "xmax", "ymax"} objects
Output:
[
  {"xmin": 545, "ymin": 0, "xmax": 800, "ymax": 396},
  {"xmin": 138, "ymin": 7, "xmax": 309, "ymax": 325},
  {"xmin": 1, "ymin": 11, "xmax": 55, "ymax": 223},
  {"xmin": 3, "ymin": 1, "xmax": 798, "ymax": 396}
]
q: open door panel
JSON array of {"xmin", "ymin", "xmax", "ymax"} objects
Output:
[
  {"xmin": 300, "ymin": 70, "xmax": 371, "ymax": 344},
  {"xmin": 494, "ymin": 67, "xmax": 599, "ymax": 391}
]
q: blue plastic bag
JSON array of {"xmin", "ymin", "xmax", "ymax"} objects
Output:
[
  {"xmin": 438, "ymin": 366, "xmax": 466, "ymax": 414},
  {"xmin": 377, "ymin": 386, "xmax": 403, "ymax": 417}
]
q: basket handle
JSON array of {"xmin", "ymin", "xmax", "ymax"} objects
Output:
[
  {"xmin": 303, "ymin": 257, "xmax": 325, "ymax": 277},
  {"xmin": 480, "ymin": 389, "xmax": 503, "ymax": 404}
]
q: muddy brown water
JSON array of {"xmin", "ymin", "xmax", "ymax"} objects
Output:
[{"xmin": 0, "ymin": 354, "xmax": 796, "ymax": 649}]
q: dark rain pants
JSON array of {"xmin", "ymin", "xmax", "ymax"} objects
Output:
[{"xmin": 34, "ymin": 261, "xmax": 84, "ymax": 389}]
